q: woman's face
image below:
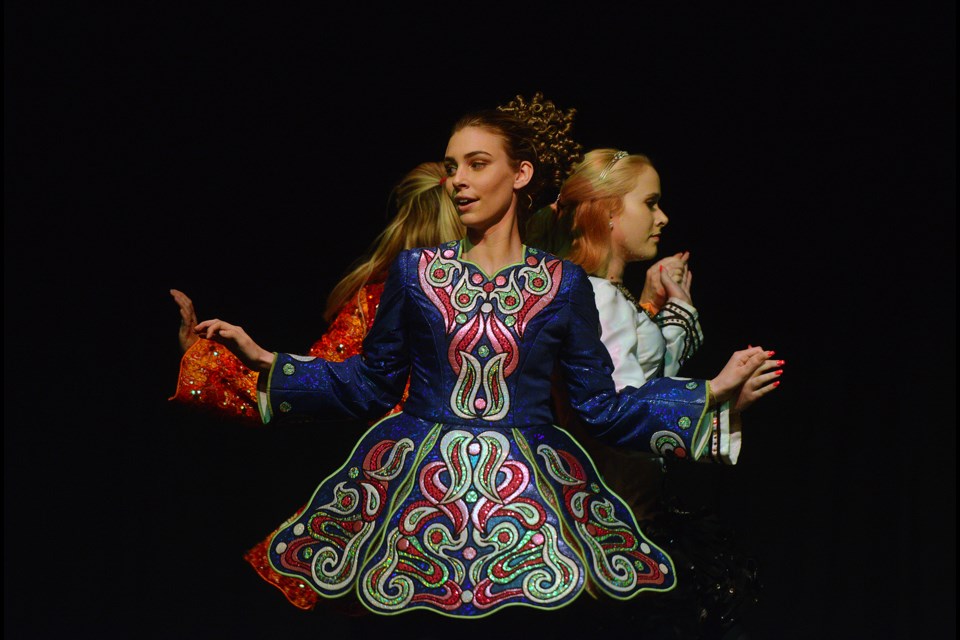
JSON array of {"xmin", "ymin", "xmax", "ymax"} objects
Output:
[
  {"xmin": 610, "ymin": 166, "xmax": 668, "ymax": 262},
  {"xmin": 443, "ymin": 126, "xmax": 531, "ymax": 231}
]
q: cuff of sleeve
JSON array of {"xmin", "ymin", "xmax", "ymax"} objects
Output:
[
  {"xmin": 720, "ymin": 409, "xmax": 742, "ymax": 464},
  {"xmin": 656, "ymin": 300, "xmax": 704, "ymax": 365},
  {"xmin": 638, "ymin": 301, "xmax": 659, "ymax": 319},
  {"xmin": 697, "ymin": 402, "xmax": 742, "ymax": 465},
  {"xmin": 687, "ymin": 382, "xmax": 712, "ymax": 460},
  {"xmin": 168, "ymin": 338, "xmax": 262, "ymax": 424},
  {"xmin": 665, "ymin": 297, "xmax": 698, "ymax": 317},
  {"xmin": 691, "ymin": 403, "xmax": 714, "ymax": 461},
  {"xmin": 257, "ymin": 354, "xmax": 279, "ymax": 424}
]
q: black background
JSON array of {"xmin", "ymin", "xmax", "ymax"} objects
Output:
[{"xmin": 5, "ymin": 3, "xmax": 955, "ymax": 639}]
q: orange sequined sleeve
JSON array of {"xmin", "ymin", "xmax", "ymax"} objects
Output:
[
  {"xmin": 306, "ymin": 282, "xmax": 385, "ymax": 361},
  {"xmin": 168, "ymin": 282, "xmax": 404, "ymax": 425},
  {"xmin": 168, "ymin": 339, "xmax": 261, "ymax": 424}
]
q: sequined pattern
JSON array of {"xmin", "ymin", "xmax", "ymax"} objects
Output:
[
  {"xmin": 417, "ymin": 246, "xmax": 562, "ymax": 422},
  {"xmin": 310, "ymin": 283, "xmax": 385, "ymax": 361},
  {"xmin": 169, "ymin": 339, "xmax": 261, "ymax": 423}
]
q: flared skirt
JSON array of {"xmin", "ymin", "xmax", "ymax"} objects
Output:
[{"xmin": 262, "ymin": 412, "xmax": 678, "ymax": 618}]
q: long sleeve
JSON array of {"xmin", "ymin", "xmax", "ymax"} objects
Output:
[
  {"xmin": 560, "ymin": 268, "xmax": 714, "ymax": 460},
  {"xmin": 258, "ymin": 257, "xmax": 411, "ymax": 424}
]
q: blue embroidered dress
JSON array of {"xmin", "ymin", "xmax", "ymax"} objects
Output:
[{"xmin": 256, "ymin": 241, "xmax": 719, "ymax": 618}]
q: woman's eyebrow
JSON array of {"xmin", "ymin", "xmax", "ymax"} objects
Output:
[{"xmin": 444, "ymin": 150, "xmax": 494, "ymax": 162}]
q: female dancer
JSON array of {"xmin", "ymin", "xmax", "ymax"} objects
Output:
[
  {"xmin": 539, "ymin": 149, "xmax": 783, "ymax": 513},
  {"xmin": 170, "ymin": 95, "xmax": 584, "ymax": 611},
  {"xmin": 193, "ymin": 108, "xmax": 775, "ymax": 620},
  {"xmin": 536, "ymin": 148, "xmax": 782, "ymax": 637}
]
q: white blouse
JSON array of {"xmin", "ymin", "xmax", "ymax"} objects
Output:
[{"xmin": 589, "ymin": 277, "xmax": 740, "ymax": 464}]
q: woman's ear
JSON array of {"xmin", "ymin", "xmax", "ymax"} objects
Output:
[{"xmin": 514, "ymin": 160, "xmax": 534, "ymax": 190}]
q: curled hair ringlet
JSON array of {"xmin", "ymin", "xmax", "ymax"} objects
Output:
[{"xmin": 496, "ymin": 92, "xmax": 583, "ymax": 201}]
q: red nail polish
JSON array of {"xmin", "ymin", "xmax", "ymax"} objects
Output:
[
  {"xmin": 773, "ymin": 380, "xmax": 781, "ymax": 387},
  {"xmin": 777, "ymin": 360, "xmax": 785, "ymax": 366},
  {"xmin": 775, "ymin": 370, "xmax": 783, "ymax": 376},
  {"xmin": 767, "ymin": 350, "xmax": 775, "ymax": 357}
]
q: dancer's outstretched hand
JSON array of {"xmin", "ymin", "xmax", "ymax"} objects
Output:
[
  {"xmin": 170, "ymin": 289, "xmax": 199, "ymax": 352},
  {"xmin": 194, "ymin": 319, "xmax": 275, "ymax": 372},
  {"xmin": 708, "ymin": 346, "xmax": 769, "ymax": 406},
  {"xmin": 735, "ymin": 354, "xmax": 784, "ymax": 412}
]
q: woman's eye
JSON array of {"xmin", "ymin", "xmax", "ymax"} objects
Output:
[
  {"xmin": 444, "ymin": 165, "xmax": 456, "ymax": 176},
  {"xmin": 471, "ymin": 161, "xmax": 487, "ymax": 170},
  {"xmin": 646, "ymin": 199, "xmax": 659, "ymax": 210}
]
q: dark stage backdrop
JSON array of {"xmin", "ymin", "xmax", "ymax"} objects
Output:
[{"xmin": 5, "ymin": 4, "xmax": 955, "ymax": 639}]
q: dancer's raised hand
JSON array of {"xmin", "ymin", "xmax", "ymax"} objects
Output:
[
  {"xmin": 170, "ymin": 289, "xmax": 199, "ymax": 352},
  {"xmin": 638, "ymin": 251, "xmax": 689, "ymax": 310},
  {"xmin": 658, "ymin": 255, "xmax": 693, "ymax": 306}
]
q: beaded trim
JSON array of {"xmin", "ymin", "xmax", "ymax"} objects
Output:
[
  {"xmin": 655, "ymin": 300, "xmax": 703, "ymax": 365},
  {"xmin": 611, "ymin": 282, "xmax": 657, "ymax": 320}
]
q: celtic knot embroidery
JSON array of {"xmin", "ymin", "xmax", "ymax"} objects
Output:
[
  {"xmin": 269, "ymin": 437, "xmax": 415, "ymax": 596},
  {"xmin": 536, "ymin": 444, "xmax": 670, "ymax": 593},
  {"xmin": 361, "ymin": 430, "xmax": 579, "ymax": 612},
  {"xmin": 418, "ymin": 244, "xmax": 562, "ymax": 421}
]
